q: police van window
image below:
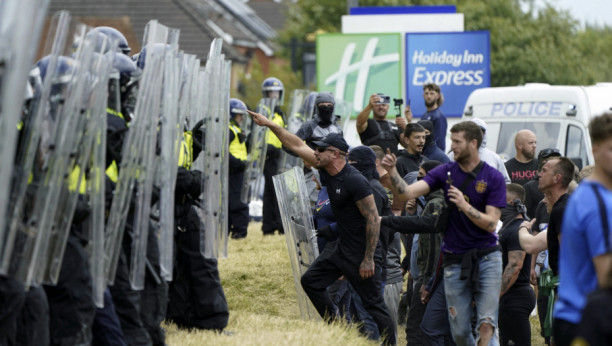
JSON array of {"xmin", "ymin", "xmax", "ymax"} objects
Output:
[
  {"xmin": 565, "ymin": 125, "xmax": 588, "ymax": 169},
  {"xmin": 496, "ymin": 122, "xmax": 560, "ymax": 161}
]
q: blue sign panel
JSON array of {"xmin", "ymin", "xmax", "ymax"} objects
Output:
[
  {"xmin": 350, "ymin": 5, "xmax": 456, "ymax": 15},
  {"xmin": 406, "ymin": 31, "xmax": 490, "ymax": 118}
]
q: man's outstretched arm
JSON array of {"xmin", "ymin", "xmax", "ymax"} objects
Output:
[
  {"xmin": 380, "ymin": 148, "xmax": 430, "ymax": 202},
  {"xmin": 248, "ymin": 110, "xmax": 316, "ymax": 166}
]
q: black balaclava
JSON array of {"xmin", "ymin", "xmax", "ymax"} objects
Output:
[
  {"xmin": 500, "ymin": 199, "xmax": 528, "ymax": 227},
  {"xmin": 417, "ymin": 120, "xmax": 434, "ymax": 147},
  {"xmin": 315, "ymin": 92, "xmax": 335, "ymax": 126},
  {"xmin": 348, "ymin": 146, "xmax": 379, "ymax": 180}
]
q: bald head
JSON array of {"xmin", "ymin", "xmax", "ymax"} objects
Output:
[{"xmin": 514, "ymin": 130, "xmax": 537, "ymax": 162}]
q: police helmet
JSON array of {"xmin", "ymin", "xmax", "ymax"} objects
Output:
[
  {"xmin": 36, "ymin": 55, "xmax": 76, "ymax": 84},
  {"xmin": 229, "ymin": 98, "xmax": 247, "ymax": 120},
  {"xmin": 135, "ymin": 43, "xmax": 170, "ymax": 70},
  {"xmin": 261, "ymin": 77, "xmax": 284, "ymax": 105},
  {"xmin": 92, "ymin": 26, "xmax": 131, "ymax": 55}
]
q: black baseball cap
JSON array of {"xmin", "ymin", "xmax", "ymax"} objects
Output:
[
  {"xmin": 312, "ymin": 132, "xmax": 349, "ymax": 152},
  {"xmin": 538, "ymin": 148, "xmax": 561, "ymax": 160}
]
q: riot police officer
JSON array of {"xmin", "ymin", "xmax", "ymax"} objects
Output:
[
  {"xmin": 228, "ymin": 99, "xmax": 250, "ymax": 239},
  {"xmin": 261, "ymin": 77, "xmax": 286, "ymax": 236}
]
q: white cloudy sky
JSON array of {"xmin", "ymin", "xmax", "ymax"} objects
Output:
[{"xmin": 540, "ymin": 0, "xmax": 612, "ymax": 27}]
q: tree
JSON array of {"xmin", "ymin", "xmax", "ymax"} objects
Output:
[{"xmin": 276, "ymin": 0, "xmax": 612, "ymax": 86}]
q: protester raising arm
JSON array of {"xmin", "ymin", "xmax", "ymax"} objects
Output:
[{"xmin": 248, "ymin": 109, "xmax": 316, "ymax": 166}]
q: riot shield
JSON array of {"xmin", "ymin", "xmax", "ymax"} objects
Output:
[
  {"xmin": 35, "ymin": 30, "xmax": 115, "ymax": 286},
  {"xmin": 333, "ymin": 98, "xmax": 353, "ymax": 134},
  {"xmin": 1, "ymin": 12, "xmax": 91, "ymax": 287},
  {"xmin": 272, "ymin": 166, "xmax": 320, "ymax": 321},
  {"xmin": 154, "ymin": 48, "xmax": 182, "ymax": 282},
  {"xmin": 0, "ymin": 0, "xmax": 49, "ymax": 247},
  {"xmin": 128, "ymin": 20, "xmax": 180, "ymax": 290},
  {"xmin": 277, "ymin": 89, "xmax": 313, "ymax": 174},
  {"xmin": 240, "ymin": 98, "xmax": 277, "ymax": 205},
  {"xmin": 81, "ymin": 48, "xmax": 114, "ymax": 307},
  {"xmin": 199, "ymin": 45, "xmax": 230, "ymax": 259},
  {"xmin": 104, "ymin": 21, "xmax": 175, "ymax": 287}
]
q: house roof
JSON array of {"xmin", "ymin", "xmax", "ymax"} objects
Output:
[
  {"xmin": 246, "ymin": 0, "xmax": 290, "ymax": 33},
  {"xmin": 47, "ymin": 0, "xmax": 247, "ymax": 63}
]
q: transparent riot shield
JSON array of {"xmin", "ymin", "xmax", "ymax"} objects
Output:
[
  {"xmin": 199, "ymin": 45, "xmax": 230, "ymax": 259},
  {"xmin": 0, "ymin": 0, "xmax": 49, "ymax": 247},
  {"xmin": 334, "ymin": 98, "xmax": 353, "ymax": 134},
  {"xmin": 154, "ymin": 48, "xmax": 182, "ymax": 282},
  {"xmin": 272, "ymin": 166, "xmax": 320, "ymax": 321},
  {"xmin": 277, "ymin": 89, "xmax": 313, "ymax": 174},
  {"xmin": 82, "ymin": 48, "xmax": 114, "ymax": 307},
  {"xmin": 104, "ymin": 22, "xmax": 174, "ymax": 286},
  {"xmin": 0, "ymin": 1, "xmax": 51, "ymax": 278},
  {"xmin": 240, "ymin": 98, "xmax": 277, "ymax": 205},
  {"xmin": 1, "ymin": 12, "xmax": 90, "ymax": 287},
  {"xmin": 35, "ymin": 31, "xmax": 114, "ymax": 286}
]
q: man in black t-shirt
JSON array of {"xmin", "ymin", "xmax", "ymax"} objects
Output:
[
  {"xmin": 505, "ymin": 130, "xmax": 538, "ymax": 185},
  {"xmin": 249, "ymin": 110, "xmax": 396, "ymax": 345},
  {"xmin": 356, "ymin": 93, "xmax": 411, "ymax": 155},
  {"xmin": 499, "ymin": 184, "xmax": 535, "ymax": 346}
]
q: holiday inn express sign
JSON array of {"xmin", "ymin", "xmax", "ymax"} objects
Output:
[{"xmin": 317, "ymin": 31, "xmax": 490, "ymax": 117}]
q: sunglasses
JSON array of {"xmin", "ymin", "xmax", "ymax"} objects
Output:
[
  {"xmin": 316, "ymin": 147, "xmax": 338, "ymax": 153},
  {"xmin": 539, "ymin": 148, "xmax": 561, "ymax": 159}
]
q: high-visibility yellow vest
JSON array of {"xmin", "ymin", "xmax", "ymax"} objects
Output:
[
  {"xmin": 229, "ymin": 125, "xmax": 247, "ymax": 161},
  {"xmin": 266, "ymin": 111, "xmax": 285, "ymax": 149},
  {"xmin": 178, "ymin": 132, "xmax": 194, "ymax": 169}
]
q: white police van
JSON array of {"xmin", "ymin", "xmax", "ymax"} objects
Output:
[{"xmin": 462, "ymin": 83, "xmax": 612, "ymax": 169}]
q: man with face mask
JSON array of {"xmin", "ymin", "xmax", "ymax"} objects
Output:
[
  {"xmin": 498, "ymin": 184, "xmax": 535, "ymax": 346},
  {"xmin": 417, "ymin": 120, "xmax": 450, "ymax": 164},
  {"xmin": 293, "ymin": 92, "xmax": 343, "ymax": 147}
]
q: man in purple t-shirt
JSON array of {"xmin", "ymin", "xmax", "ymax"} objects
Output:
[{"xmin": 382, "ymin": 121, "xmax": 506, "ymax": 346}]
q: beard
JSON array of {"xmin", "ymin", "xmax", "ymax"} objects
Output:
[
  {"xmin": 425, "ymin": 99, "xmax": 436, "ymax": 108},
  {"xmin": 522, "ymin": 148, "xmax": 535, "ymax": 160}
]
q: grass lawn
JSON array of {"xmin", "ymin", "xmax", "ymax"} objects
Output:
[{"xmin": 165, "ymin": 221, "xmax": 549, "ymax": 345}]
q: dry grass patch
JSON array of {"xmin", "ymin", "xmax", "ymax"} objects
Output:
[{"xmin": 165, "ymin": 221, "xmax": 377, "ymax": 345}]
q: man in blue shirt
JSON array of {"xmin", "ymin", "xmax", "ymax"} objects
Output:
[
  {"xmin": 420, "ymin": 83, "xmax": 447, "ymax": 152},
  {"xmin": 553, "ymin": 112, "xmax": 612, "ymax": 346}
]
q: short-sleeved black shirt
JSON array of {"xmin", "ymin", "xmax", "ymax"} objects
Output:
[
  {"xmin": 547, "ymin": 193, "xmax": 569, "ymax": 275},
  {"xmin": 500, "ymin": 218, "xmax": 532, "ymax": 288},
  {"xmin": 358, "ymin": 118, "xmax": 401, "ymax": 155},
  {"xmin": 320, "ymin": 164, "xmax": 375, "ymax": 260},
  {"xmin": 504, "ymin": 158, "xmax": 539, "ymax": 186}
]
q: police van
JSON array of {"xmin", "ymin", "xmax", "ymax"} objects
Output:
[{"xmin": 462, "ymin": 83, "xmax": 612, "ymax": 169}]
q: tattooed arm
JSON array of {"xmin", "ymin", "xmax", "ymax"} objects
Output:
[
  {"xmin": 500, "ymin": 250, "xmax": 526, "ymax": 296},
  {"xmin": 355, "ymin": 194, "xmax": 380, "ymax": 280},
  {"xmin": 380, "ymin": 148, "xmax": 430, "ymax": 203}
]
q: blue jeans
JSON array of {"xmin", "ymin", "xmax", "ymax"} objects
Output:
[{"xmin": 443, "ymin": 251, "xmax": 502, "ymax": 346}]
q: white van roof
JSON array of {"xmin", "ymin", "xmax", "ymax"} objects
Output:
[{"xmin": 463, "ymin": 84, "xmax": 612, "ymax": 120}]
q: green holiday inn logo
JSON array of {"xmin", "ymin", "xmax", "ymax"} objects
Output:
[{"xmin": 316, "ymin": 33, "xmax": 402, "ymax": 114}]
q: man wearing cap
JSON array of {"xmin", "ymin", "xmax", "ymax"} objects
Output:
[
  {"xmin": 248, "ymin": 110, "xmax": 396, "ymax": 346},
  {"xmin": 505, "ymin": 130, "xmax": 539, "ymax": 186},
  {"xmin": 357, "ymin": 93, "xmax": 411, "ymax": 155}
]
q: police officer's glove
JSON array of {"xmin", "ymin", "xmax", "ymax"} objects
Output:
[
  {"xmin": 316, "ymin": 225, "xmax": 333, "ymax": 241},
  {"xmin": 73, "ymin": 198, "xmax": 91, "ymax": 225},
  {"xmin": 188, "ymin": 170, "xmax": 203, "ymax": 200},
  {"xmin": 191, "ymin": 119, "xmax": 205, "ymax": 159}
]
